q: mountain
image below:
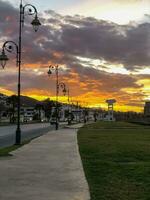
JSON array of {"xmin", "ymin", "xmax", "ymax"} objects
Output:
[
  {"xmin": 0, "ymin": 93, "xmax": 55, "ymax": 108},
  {"xmin": 20, "ymin": 96, "xmax": 39, "ymax": 107},
  {"xmin": 0, "ymin": 93, "xmax": 40, "ymax": 106}
]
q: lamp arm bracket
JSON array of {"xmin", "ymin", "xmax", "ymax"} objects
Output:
[
  {"xmin": 2, "ymin": 41, "xmax": 19, "ymax": 66},
  {"xmin": 3, "ymin": 41, "xmax": 18, "ymax": 53},
  {"xmin": 23, "ymin": 4, "xmax": 38, "ymax": 16}
]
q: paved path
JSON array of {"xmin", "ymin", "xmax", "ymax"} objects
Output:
[{"xmin": 0, "ymin": 124, "xmax": 90, "ymax": 200}]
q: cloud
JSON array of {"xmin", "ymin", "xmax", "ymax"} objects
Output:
[
  {"xmin": 0, "ymin": 65, "xmax": 145, "ymax": 99},
  {"xmin": 0, "ymin": 1, "xmax": 149, "ymax": 67},
  {"xmin": 0, "ymin": 0, "xmax": 18, "ymax": 38},
  {"xmin": 0, "ymin": 1, "xmax": 150, "ymax": 70},
  {"xmin": 0, "ymin": 1, "xmax": 149, "ymax": 111}
]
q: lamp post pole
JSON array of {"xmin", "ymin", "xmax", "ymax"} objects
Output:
[
  {"xmin": 67, "ymin": 88, "xmax": 71, "ymax": 125},
  {"xmin": 55, "ymin": 65, "xmax": 59, "ymax": 130},
  {"xmin": 47, "ymin": 65, "xmax": 66, "ymax": 130},
  {"xmin": 57, "ymin": 82, "xmax": 66, "ymax": 128},
  {"xmin": 16, "ymin": 1, "xmax": 22, "ymax": 144},
  {"xmin": 67, "ymin": 88, "xmax": 70, "ymax": 104},
  {"xmin": 0, "ymin": 0, "xmax": 41, "ymax": 145},
  {"xmin": 17, "ymin": 1, "xmax": 41, "ymax": 144},
  {"xmin": 48, "ymin": 65, "xmax": 59, "ymax": 130}
]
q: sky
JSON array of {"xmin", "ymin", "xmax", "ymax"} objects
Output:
[{"xmin": 0, "ymin": 0, "xmax": 150, "ymax": 112}]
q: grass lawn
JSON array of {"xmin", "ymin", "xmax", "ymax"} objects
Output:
[
  {"xmin": 78, "ymin": 121, "xmax": 150, "ymax": 200},
  {"xmin": 0, "ymin": 140, "xmax": 30, "ymax": 157}
]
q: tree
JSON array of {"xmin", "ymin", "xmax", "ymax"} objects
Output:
[
  {"xmin": 35, "ymin": 103, "xmax": 44, "ymax": 122},
  {"xmin": 7, "ymin": 95, "xmax": 18, "ymax": 123},
  {"xmin": 0, "ymin": 103, "xmax": 4, "ymax": 122},
  {"xmin": 43, "ymin": 99, "xmax": 54, "ymax": 120}
]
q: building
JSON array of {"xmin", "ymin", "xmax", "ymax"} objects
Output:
[
  {"xmin": 50, "ymin": 103, "xmax": 85, "ymax": 122},
  {"xmin": 20, "ymin": 106, "xmax": 46, "ymax": 122},
  {"xmin": 0, "ymin": 93, "xmax": 8, "ymax": 106},
  {"xmin": 20, "ymin": 107, "xmax": 35, "ymax": 122},
  {"xmin": 105, "ymin": 99, "xmax": 116, "ymax": 121},
  {"xmin": 144, "ymin": 101, "xmax": 150, "ymax": 117}
]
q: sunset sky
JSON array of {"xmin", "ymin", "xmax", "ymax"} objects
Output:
[{"xmin": 0, "ymin": 0, "xmax": 150, "ymax": 112}]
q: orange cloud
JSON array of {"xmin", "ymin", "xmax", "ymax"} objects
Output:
[
  {"xmin": 22, "ymin": 88, "xmax": 52, "ymax": 101},
  {"xmin": 0, "ymin": 87, "xmax": 15, "ymax": 96}
]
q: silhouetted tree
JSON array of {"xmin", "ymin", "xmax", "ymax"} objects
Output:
[
  {"xmin": 35, "ymin": 103, "xmax": 44, "ymax": 122},
  {"xmin": 0, "ymin": 103, "xmax": 4, "ymax": 122},
  {"xmin": 7, "ymin": 95, "xmax": 18, "ymax": 123},
  {"xmin": 43, "ymin": 99, "xmax": 54, "ymax": 120}
]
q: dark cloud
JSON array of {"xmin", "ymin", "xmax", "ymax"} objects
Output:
[
  {"xmin": 0, "ymin": 70, "xmax": 56, "ymax": 93},
  {"xmin": 57, "ymin": 18, "xmax": 150, "ymax": 69},
  {"xmin": 0, "ymin": 0, "xmax": 18, "ymax": 38},
  {"xmin": 0, "ymin": 2, "xmax": 150, "ymax": 70}
]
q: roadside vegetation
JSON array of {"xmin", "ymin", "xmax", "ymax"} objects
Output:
[
  {"xmin": 0, "ymin": 140, "xmax": 30, "ymax": 157},
  {"xmin": 78, "ymin": 121, "xmax": 150, "ymax": 200}
]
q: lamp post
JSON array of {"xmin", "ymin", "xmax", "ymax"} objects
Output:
[
  {"xmin": 56, "ymin": 82, "xmax": 66, "ymax": 128},
  {"xmin": 47, "ymin": 65, "xmax": 66, "ymax": 130},
  {"xmin": 0, "ymin": 0, "xmax": 41, "ymax": 145},
  {"xmin": 67, "ymin": 88, "xmax": 70, "ymax": 105},
  {"xmin": 66, "ymin": 88, "xmax": 71, "ymax": 125}
]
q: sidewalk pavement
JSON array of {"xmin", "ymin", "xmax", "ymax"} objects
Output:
[
  {"xmin": 64, "ymin": 123, "xmax": 84, "ymax": 129},
  {"xmin": 0, "ymin": 124, "xmax": 90, "ymax": 200}
]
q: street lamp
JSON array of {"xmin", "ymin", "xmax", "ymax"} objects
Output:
[
  {"xmin": 58, "ymin": 82, "xmax": 67, "ymax": 96},
  {"xmin": 0, "ymin": 49, "xmax": 9, "ymax": 68},
  {"xmin": 47, "ymin": 65, "xmax": 66, "ymax": 130},
  {"xmin": 0, "ymin": 0, "xmax": 41, "ymax": 145},
  {"xmin": 66, "ymin": 87, "xmax": 72, "ymax": 125}
]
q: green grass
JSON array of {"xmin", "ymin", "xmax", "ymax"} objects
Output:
[
  {"xmin": 78, "ymin": 121, "xmax": 150, "ymax": 200},
  {"xmin": 0, "ymin": 140, "xmax": 30, "ymax": 157},
  {"xmin": 83, "ymin": 121, "xmax": 148, "ymax": 129}
]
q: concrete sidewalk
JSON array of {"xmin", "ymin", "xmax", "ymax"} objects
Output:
[{"xmin": 0, "ymin": 125, "xmax": 90, "ymax": 200}]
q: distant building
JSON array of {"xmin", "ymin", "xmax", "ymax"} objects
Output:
[
  {"xmin": 21, "ymin": 106, "xmax": 46, "ymax": 122},
  {"xmin": 0, "ymin": 93, "xmax": 8, "ymax": 106},
  {"xmin": 144, "ymin": 101, "xmax": 150, "ymax": 117},
  {"xmin": 20, "ymin": 107, "xmax": 35, "ymax": 122},
  {"xmin": 105, "ymin": 99, "xmax": 116, "ymax": 121}
]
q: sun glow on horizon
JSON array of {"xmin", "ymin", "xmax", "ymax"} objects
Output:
[
  {"xmin": 0, "ymin": 86, "xmax": 145, "ymax": 113},
  {"xmin": 0, "ymin": 0, "xmax": 149, "ymax": 114}
]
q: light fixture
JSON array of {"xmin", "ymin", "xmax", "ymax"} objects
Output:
[
  {"xmin": 31, "ymin": 14, "xmax": 41, "ymax": 32},
  {"xmin": 0, "ymin": 50, "xmax": 9, "ymax": 69}
]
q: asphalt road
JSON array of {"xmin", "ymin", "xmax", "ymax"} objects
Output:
[{"xmin": 0, "ymin": 123, "xmax": 58, "ymax": 148}]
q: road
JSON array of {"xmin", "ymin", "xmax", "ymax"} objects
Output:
[{"xmin": 0, "ymin": 123, "xmax": 57, "ymax": 148}]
